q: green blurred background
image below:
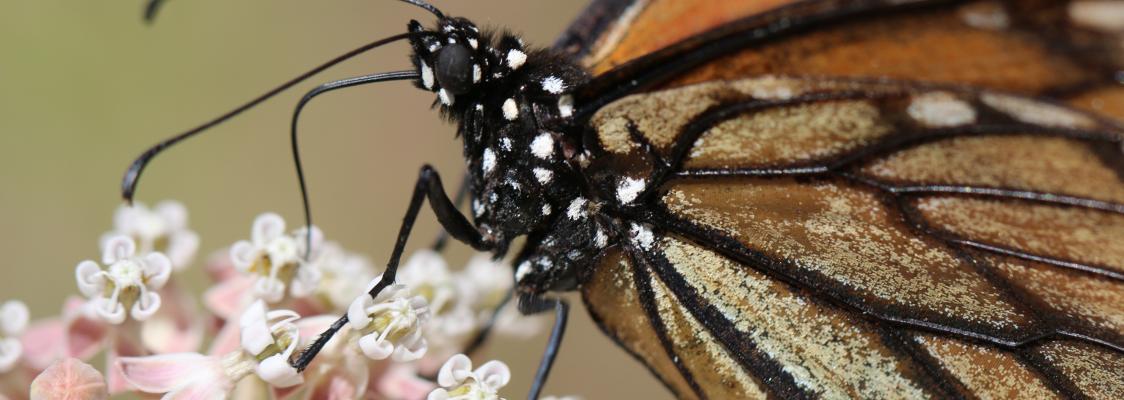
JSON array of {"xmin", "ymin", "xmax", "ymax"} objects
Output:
[{"xmin": 0, "ymin": 0, "xmax": 670, "ymax": 398}]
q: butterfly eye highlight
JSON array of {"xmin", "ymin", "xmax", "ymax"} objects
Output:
[{"xmin": 435, "ymin": 44, "xmax": 475, "ymax": 95}]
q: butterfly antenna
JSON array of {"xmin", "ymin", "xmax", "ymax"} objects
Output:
[
  {"xmin": 121, "ymin": 32, "xmax": 413, "ymax": 204},
  {"xmin": 143, "ymin": 0, "xmax": 167, "ymax": 23},
  {"xmin": 397, "ymin": 0, "xmax": 445, "ymax": 19}
]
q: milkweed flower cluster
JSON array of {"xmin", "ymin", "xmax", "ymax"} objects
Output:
[{"xmin": 0, "ymin": 202, "xmax": 547, "ymax": 399}]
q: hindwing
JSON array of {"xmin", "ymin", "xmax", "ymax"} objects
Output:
[{"xmin": 581, "ymin": 77, "xmax": 1124, "ymax": 398}]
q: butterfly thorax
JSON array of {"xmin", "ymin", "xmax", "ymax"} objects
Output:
[{"xmin": 409, "ymin": 18, "xmax": 608, "ymax": 292}]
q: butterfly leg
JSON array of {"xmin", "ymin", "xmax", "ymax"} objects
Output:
[
  {"xmin": 519, "ymin": 293, "xmax": 570, "ymax": 400},
  {"xmin": 430, "ymin": 171, "xmax": 471, "ymax": 252},
  {"xmin": 292, "ymin": 164, "xmax": 492, "ymax": 371}
]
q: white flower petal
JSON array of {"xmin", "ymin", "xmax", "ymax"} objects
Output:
[
  {"xmin": 239, "ymin": 301, "xmax": 272, "ymax": 355},
  {"xmin": 251, "ymin": 213, "xmax": 286, "ymax": 245},
  {"xmin": 102, "ymin": 236, "xmax": 137, "ymax": 265},
  {"xmin": 253, "ymin": 277, "xmax": 286, "ymax": 303},
  {"xmin": 95, "ymin": 298, "xmax": 127, "ymax": 325},
  {"xmin": 475, "ymin": 360, "xmax": 511, "ymax": 390},
  {"xmin": 229, "ymin": 241, "xmax": 256, "ymax": 271},
  {"xmin": 347, "ymin": 295, "xmax": 374, "ymax": 329},
  {"xmin": 167, "ymin": 231, "xmax": 200, "ymax": 269},
  {"xmin": 130, "ymin": 291, "xmax": 161, "ymax": 321},
  {"xmin": 155, "ymin": 201, "xmax": 188, "ymax": 231},
  {"xmin": 426, "ymin": 388, "xmax": 451, "ymax": 400},
  {"xmin": 0, "ymin": 337, "xmax": 22, "ymax": 372},
  {"xmin": 75, "ymin": 261, "xmax": 105, "ymax": 297},
  {"xmin": 436, "ymin": 354, "xmax": 473, "ymax": 387},
  {"xmin": 256, "ymin": 354, "xmax": 303, "ymax": 388},
  {"xmin": 0, "ymin": 300, "xmax": 29, "ymax": 335},
  {"xmin": 357, "ymin": 333, "xmax": 395, "ymax": 360},
  {"xmin": 143, "ymin": 253, "xmax": 173, "ymax": 289},
  {"xmin": 391, "ymin": 334, "xmax": 427, "ymax": 362}
]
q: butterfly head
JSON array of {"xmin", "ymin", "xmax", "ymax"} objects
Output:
[{"xmin": 408, "ymin": 17, "xmax": 529, "ymax": 108}]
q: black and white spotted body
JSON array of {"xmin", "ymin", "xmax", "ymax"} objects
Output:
[{"xmin": 408, "ymin": 18, "xmax": 612, "ymax": 293}]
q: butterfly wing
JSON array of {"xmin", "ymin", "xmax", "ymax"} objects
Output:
[{"xmin": 581, "ymin": 76, "xmax": 1124, "ymax": 398}]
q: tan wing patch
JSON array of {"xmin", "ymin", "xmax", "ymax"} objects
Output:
[
  {"xmin": 1029, "ymin": 341, "xmax": 1124, "ymax": 398},
  {"xmin": 980, "ymin": 93, "xmax": 1098, "ymax": 130},
  {"xmin": 982, "ymin": 254, "xmax": 1124, "ymax": 342},
  {"xmin": 641, "ymin": 257, "xmax": 769, "ymax": 399},
  {"xmin": 911, "ymin": 334, "xmax": 1060, "ymax": 399},
  {"xmin": 581, "ymin": 249, "xmax": 698, "ymax": 399},
  {"xmin": 656, "ymin": 235, "xmax": 937, "ymax": 399},
  {"xmin": 859, "ymin": 135, "xmax": 1124, "ymax": 204},
  {"xmin": 915, "ymin": 196, "xmax": 1124, "ymax": 277},
  {"xmin": 660, "ymin": 177, "xmax": 1035, "ymax": 338},
  {"xmin": 1069, "ymin": 84, "xmax": 1124, "ymax": 124}
]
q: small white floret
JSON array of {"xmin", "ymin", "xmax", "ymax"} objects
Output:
[
  {"xmin": 502, "ymin": 98, "xmax": 518, "ymax": 120},
  {"xmin": 530, "ymin": 133, "xmax": 554, "ymax": 159},
  {"xmin": 542, "ymin": 76, "xmax": 565, "ymax": 94},
  {"xmin": 533, "ymin": 168, "xmax": 553, "ymax": 184},
  {"xmin": 481, "ymin": 148, "xmax": 496, "ymax": 175},
  {"xmin": 567, "ymin": 197, "xmax": 588, "ymax": 220},
  {"xmin": 506, "ymin": 50, "xmax": 527, "ymax": 69},
  {"xmin": 616, "ymin": 177, "xmax": 646, "ymax": 204}
]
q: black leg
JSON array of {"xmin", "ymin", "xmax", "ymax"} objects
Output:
[
  {"xmin": 430, "ymin": 171, "xmax": 471, "ymax": 252},
  {"xmin": 461, "ymin": 288, "xmax": 513, "ymax": 357},
  {"xmin": 292, "ymin": 165, "xmax": 491, "ymax": 371},
  {"xmin": 143, "ymin": 0, "xmax": 166, "ymax": 23},
  {"xmin": 519, "ymin": 293, "xmax": 570, "ymax": 400}
]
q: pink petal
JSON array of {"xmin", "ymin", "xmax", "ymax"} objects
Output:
[
  {"xmin": 115, "ymin": 353, "xmax": 222, "ymax": 393},
  {"xmin": 203, "ymin": 276, "xmax": 254, "ymax": 320},
  {"xmin": 142, "ymin": 282, "xmax": 204, "ymax": 354},
  {"xmin": 29, "ymin": 358, "xmax": 108, "ymax": 400},
  {"xmin": 375, "ymin": 364, "xmax": 435, "ymax": 400},
  {"xmin": 106, "ymin": 328, "xmax": 149, "ymax": 394},
  {"xmin": 64, "ymin": 309, "xmax": 107, "ymax": 361},
  {"xmin": 20, "ymin": 318, "xmax": 65, "ymax": 371},
  {"xmin": 207, "ymin": 317, "xmax": 242, "ymax": 356},
  {"xmin": 204, "ymin": 248, "xmax": 237, "ymax": 283}
]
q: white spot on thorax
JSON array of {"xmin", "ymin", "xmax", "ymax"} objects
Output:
[
  {"xmin": 447, "ymin": 37, "xmax": 457, "ymax": 44},
  {"xmin": 630, "ymin": 223, "xmax": 655, "ymax": 250},
  {"xmin": 481, "ymin": 148, "xmax": 496, "ymax": 175},
  {"xmin": 617, "ymin": 177, "xmax": 646, "ymax": 204},
  {"xmin": 475, "ymin": 103, "xmax": 484, "ymax": 112},
  {"xmin": 557, "ymin": 95, "xmax": 574, "ymax": 118},
  {"xmin": 472, "ymin": 64, "xmax": 481, "ymax": 83},
  {"xmin": 438, "ymin": 89, "xmax": 453, "ymax": 106},
  {"xmin": 907, "ymin": 92, "xmax": 977, "ymax": 127},
  {"xmin": 506, "ymin": 179, "xmax": 521, "ymax": 191},
  {"xmin": 594, "ymin": 228, "xmax": 608, "ymax": 248},
  {"xmin": 530, "ymin": 133, "xmax": 554, "ymax": 159},
  {"xmin": 420, "ymin": 61, "xmax": 434, "ymax": 89},
  {"xmin": 542, "ymin": 204, "xmax": 552, "ymax": 215},
  {"xmin": 468, "ymin": 38, "xmax": 479, "ymax": 49},
  {"xmin": 533, "ymin": 168, "xmax": 553, "ymax": 184},
  {"xmin": 506, "ymin": 50, "xmax": 527, "ymax": 69},
  {"xmin": 473, "ymin": 199, "xmax": 486, "ymax": 217},
  {"xmin": 567, "ymin": 197, "xmax": 588, "ymax": 220},
  {"xmin": 502, "ymin": 98, "xmax": 519, "ymax": 120},
  {"xmin": 542, "ymin": 76, "xmax": 565, "ymax": 94},
  {"xmin": 500, "ymin": 137, "xmax": 513, "ymax": 152}
]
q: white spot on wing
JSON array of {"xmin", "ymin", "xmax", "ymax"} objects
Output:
[
  {"xmin": 481, "ymin": 148, "xmax": 496, "ymax": 175},
  {"xmin": 541, "ymin": 76, "xmax": 565, "ymax": 94},
  {"xmin": 907, "ymin": 92, "xmax": 977, "ymax": 127},
  {"xmin": 567, "ymin": 197, "xmax": 588, "ymax": 220},
  {"xmin": 533, "ymin": 168, "xmax": 553, "ymax": 184},
  {"xmin": 502, "ymin": 98, "xmax": 518, "ymax": 120},
  {"xmin": 500, "ymin": 137, "xmax": 512, "ymax": 152},
  {"xmin": 530, "ymin": 133, "xmax": 554, "ymax": 159},
  {"xmin": 617, "ymin": 177, "xmax": 646, "ymax": 204},
  {"xmin": 594, "ymin": 228, "xmax": 608, "ymax": 248},
  {"xmin": 506, "ymin": 50, "xmax": 527, "ymax": 69},
  {"xmin": 630, "ymin": 223, "xmax": 654, "ymax": 250}
]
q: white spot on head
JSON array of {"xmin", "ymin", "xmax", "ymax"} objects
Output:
[
  {"xmin": 489, "ymin": 193, "xmax": 498, "ymax": 203},
  {"xmin": 502, "ymin": 98, "xmax": 519, "ymax": 120},
  {"xmin": 907, "ymin": 92, "xmax": 977, "ymax": 128},
  {"xmin": 447, "ymin": 37, "xmax": 457, "ymax": 44},
  {"xmin": 481, "ymin": 148, "xmax": 496, "ymax": 175},
  {"xmin": 506, "ymin": 50, "xmax": 527, "ymax": 69},
  {"xmin": 515, "ymin": 261, "xmax": 532, "ymax": 281},
  {"xmin": 468, "ymin": 38, "xmax": 479, "ymax": 49},
  {"xmin": 542, "ymin": 76, "xmax": 565, "ymax": 94},
  {"xmin": 420, "ymin": 61, "xmax": 434, "ymax": 89},
  {"xmin": 475, "ymin": 103, "xmax": 484, "ymax": 112},
  {"xmin": 530, "ymin": 133, "xmax": 554, "ymax": 159},
  {"xmin": 567, "ymin": 197, "xmax": 588, "ymax": 220},
  {"xmin": 542, "ymin": 204, "xmax": 552, "ymax": 216},
  {"xmin": 500, "ymin": 137, "xmax": 513, "ymax": 152},
  {"xmin": 438, "ymin": 89, "xmax": 454, "ymax": 106},
  {"xmin": 533, "ymin": 168, "xmax": 553, "ymax": 184},
  {"xmin": 594, "ymin": 228, "xmax": 608, "ymax": 248},
  {"xmin": 557, "ymin": 95, "xmax": 574, "ymax": 118},
  {"xmin": 616, "ymin": 177, "xmax": 646, "ymax": 204},
  {"xmin": 472, "ymin": 64, "xmax": 482, "ymax": 83},
  {"xmin": 428, "ymin": 43, "xmax": 441, "ymax": 52},
  {"xmin": 630, "ymin": 223, "xmax": 655, "ymax": 250},
  {"xmin": 506, "ymin": 179, "xmax": 521, "ymax": 191}
]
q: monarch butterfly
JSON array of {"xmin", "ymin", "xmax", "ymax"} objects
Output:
[{"xmin": 127, "ymin": 0, "xmax": 1124, "ymax": 398}]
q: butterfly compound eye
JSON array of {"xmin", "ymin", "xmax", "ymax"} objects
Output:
[{"xmin": 435, "ymin": 44, "xmax": 474, "ymax": 95}]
